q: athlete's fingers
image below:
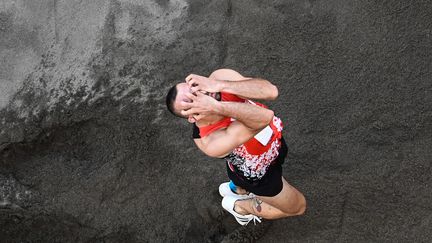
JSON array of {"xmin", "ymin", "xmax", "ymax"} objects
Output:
[
  {"xmin": 185, "ymin": 74, "xmax": 197, "ymax": 83},
  {"xmin": 193, "ymin": 114, "xmax": 206, "ymax": 121},
  {"xmin": 185, "ymin": 92, "xmax": 197, "ymax": 100},
  {"xmin": 188, "ymin": 115, "xmax": 197, "ymax": 123},
  {"xmin": 187, "ymin": 77, "xmax": 198, "ymax": 85},
  {"xmin": 180, "ymin": 109, "xmax": 189, "ymax": 116},
  {"xmin": 199, "ymin": 90, "xmax": 208, "ymax": 94},
  {"xmin": 180, "ymin": 101, "xmax": 194, "ymax": 109},
  {"xmin": 181, "ymin": 108, "xmax": 198, "ymax": 116},
  {"xmin": 195, "ymin": 91, "xmax": 206, "ymax": 97},
  {"xmin": 190, "ymin": 86, "xmax": 200, "ymax": 93},
  {"xmin": 180, "ymin": 108, "xmax": 195, "ymax": 116},
  {"xmin": 187, "ymin": 78, "xmax": 195, "ymax": 87}
]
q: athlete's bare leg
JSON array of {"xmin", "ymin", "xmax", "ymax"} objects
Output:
[
  {"xmin": 234, "ymin": 177, "xmax": 306, "ymax": 219},
  {"xmin": 233, "ymin": 186, "xmax": 249, "ymax": 195}
]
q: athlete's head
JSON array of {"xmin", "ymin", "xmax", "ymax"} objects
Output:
[
  {"xmin": 166, "ymin": 83, "xmax": 189, "ymax": 117},
  {"xmin": 166, "ymin": 82, "xmax": 220, "ymax": 123}
]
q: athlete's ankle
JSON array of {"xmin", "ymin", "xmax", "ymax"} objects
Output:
[{"xmin": 236, "ymin": 187, "xmax": 248, "ymax": 195}]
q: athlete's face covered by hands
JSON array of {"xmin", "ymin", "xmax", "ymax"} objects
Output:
[
  {"xmin": 180, "ymin": 92, "xmax": 219, "ymax": 121},
  {"xmin": 174, "ymin": 83, "xmax": 218, "ymax": 123}
]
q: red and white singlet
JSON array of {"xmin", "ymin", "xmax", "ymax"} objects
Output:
[{"xmin": 199, "ymin": 92, "xmax": 284, "ymax": 181}]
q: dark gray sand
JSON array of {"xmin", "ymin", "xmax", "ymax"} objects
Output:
[{"xmin": 1, "ymin": 0, "xmax": 431, "ymax": 242}]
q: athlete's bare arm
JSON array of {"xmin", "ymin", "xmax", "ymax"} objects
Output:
[
  {"xmin": 194, "ymin": 120, "xmax": 261, "ymax": 158},
  {"xmin": 186, "ymin": 69, "xmax": 278, "ymax": 101},
  {"xmin": 182, "ymin": 92, "xmax": 274, "ymax": 158},
  {"xmin": 181, "ymin": 92, "xmax": 273, "ymax": 130}
]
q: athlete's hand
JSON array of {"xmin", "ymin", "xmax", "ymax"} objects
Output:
[
  {"xmin": 185, "ymin": 74, "xmax": 222, "ymax": 93},
  {"xmin": 180, "ymin": 92, "xmax": 220, "ymax": 120}
]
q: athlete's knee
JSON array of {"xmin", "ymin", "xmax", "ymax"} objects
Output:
[
  {"xmin": 281, "ymin": 192, "xmax": 307, "ymax": 216},
  {"xmin": 295, "ymin": 193, "xmax": 307, "ymax": 215},
  {"xmin": 292, "ymin": 192, "xmax": 307, "ymax": 216}
]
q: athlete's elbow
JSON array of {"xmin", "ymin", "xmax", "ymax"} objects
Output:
[
  {"xmin": 295, "ymin": 195, "xmax": 307, "ymax": 216},
  {"xmin": 258, "ymin": 110, "xmax": 274, "ymax": 129},
  {"xmin": 203, "ymin": 148, "xmax": 226, "ymax": 158},
  {"xmin": 266, "ymin": 109, "xmax": 274, "ymax": 125},
  {"xmin": 205, "ymin": 151, "xmax": 221, "ymax": 158},
  {"xmin": 268, "ymin": 84, "xmax": 279, "ymax": 100},
  {"xmin": 260, "ymin": 79, "xmax": 278, "ymax": 100}
]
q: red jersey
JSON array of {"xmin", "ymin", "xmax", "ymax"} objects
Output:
[{"xmin": 199, "ymin": 92, "xmax": 284, "ymax": 180}]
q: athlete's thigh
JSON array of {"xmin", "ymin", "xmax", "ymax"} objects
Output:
[
  {"xmin": 208, "ymin": 68, "xmax": 249, "ymax": 81},
  {"xmin": 257, "ymin": 177, "xmax": 304, "ymax": 213}
]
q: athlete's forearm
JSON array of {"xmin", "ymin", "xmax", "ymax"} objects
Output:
[
  {"xmin": 214, "ymin": 102, "xmax": 274, "ymax": 130},
  {"xmin": 218, "ymin": 78, "xmax": 278, "ymax": 100}
]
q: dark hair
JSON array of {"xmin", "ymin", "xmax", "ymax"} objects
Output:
[{"xmin": 165, "ymin": 84, "xmax": 184, "ymax": 118}]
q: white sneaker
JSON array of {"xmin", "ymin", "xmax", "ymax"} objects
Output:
[
  {"xmin": 222, "ymin": 195, "xmax": 262, "ymax": 226},
  {"xmin": 219, "ymin": 182, "xmax": 255, "ymax": 199}
]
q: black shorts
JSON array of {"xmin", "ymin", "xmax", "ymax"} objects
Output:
[{"xmin": 226, "ymin": 137, "xmax": 288, "ymax": 197}]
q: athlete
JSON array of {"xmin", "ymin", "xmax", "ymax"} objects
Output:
[{"xmin": 165, "ymin": 69, "xmax": 306, "ymax": 225}]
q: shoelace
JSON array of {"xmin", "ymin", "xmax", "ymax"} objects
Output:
[
  {"xmin": 251, "ymin": 215, "xmax": 262, "ymax": 225},
  {"xmin": 238, "ymin": 214, "xmax": 262, "ymax": 226}
]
